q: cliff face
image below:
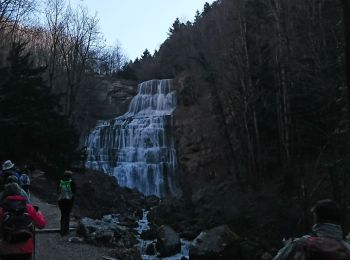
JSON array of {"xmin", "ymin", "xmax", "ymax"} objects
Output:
[
  {"xmin": 76, "ymin": 77, "xmax": 137, "ymax": 143},
  {"xmin": 173, "ymin": 75, "xmax": 235, "ymax": 197}
]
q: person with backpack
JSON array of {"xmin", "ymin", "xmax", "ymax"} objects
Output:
[
  {"xmin": 0, "ymin": 183, "xmax": 46, "ymax": 260},
  {"xmin": 19, "ymin": 170, "xmax": 30, "ymax": 195},
  {"xmin": 1, "ymin": 160, "xmax": 21, "ymax": 184},
  {"xmin": 0, "ymin": 176, "xmax": 30, "ymax": 203},
  {"xmin": 57, "ymin": 170, "xmax": 76, "ymax": 236},
  {"xmin": 273, "ymin": 199, "xmax": 350, "ymax": 259}
]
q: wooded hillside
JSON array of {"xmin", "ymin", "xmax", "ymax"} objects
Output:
[{"xmin": 122, "ymin": 0, "xmax": 350, "ymax": 235}]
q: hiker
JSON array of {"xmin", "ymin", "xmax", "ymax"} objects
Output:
[
  {"xmin": 19, "ymin": 170, "xmax": 30, "ymax": 195},
  {"xmin": 0, "ymin": 183, "xmax": 46, "ymax": 260},
  {"xmin": 0, "ymin": 176, "xmax": 30, "ymax": 202},
  {"xmin": 273, "ymin": 199, "xmax": 350, "ymax": 259},
  {"xmin": 1, "ymin": 160, "xmax": 20, "ymax": 183},
  {"xmin": 57, "ymin": 170, "xmax": 76, "ymax": 236}
]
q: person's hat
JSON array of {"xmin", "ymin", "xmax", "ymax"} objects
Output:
[{"xmin": 2, "ymin": 160, "xmax": 15, "ymax": 171}]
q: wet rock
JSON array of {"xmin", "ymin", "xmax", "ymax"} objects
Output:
[
  {"xmin": 239, "ymin": 239, "xmax": 263, "ymax": 260},
  {"xmin": 189, "ymin": 225, "xmax": 240, "ymax": 260},
  {"xmin": 145, "ymin": 242, "xmax": 156, "ymax": 255},
  {"xmin": 145, "ymin": 195, "xmax": 160, "ymax": 208},
  {"xmin": 156, "ymin": 225, "xmax": 181, "ymax": 257},
  {"xmin": 140, "ymin": 226, "xmax": 157, "ymax": 240},
  {"xmin": 95, "ymin": 229, "xmax": 114, "ymax": 244},
  {"xmin": 119, "ymin": 215, "xmax": 138, "ymax": 228},
  {"xmin": 77, "ymin": 215, "xmax": 137, "ymax": 247}
]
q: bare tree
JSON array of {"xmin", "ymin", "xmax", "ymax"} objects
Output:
[
  {"xmin": 44, "ymin": 0, "xmax": 66, "ymax": 90},
  {"xmin": 98, "ymin": 43, "xmax": 127, "ymax": 75},
  {"xmin": 43, "ymin": 0, "xmax": 101, "ymax": 117},
  {"xmin": 0, "ymin": 0, "xmax": 36, "ymax": 35}
]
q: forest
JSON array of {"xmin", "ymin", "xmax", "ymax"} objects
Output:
[
  {"xmin": 128, "ymin": 0, "xmax": 350, "ymax": 220},
  {"xmin": 1, "ymin": 0, "xmax": 350, "ymax": 249},
  {"xmin": 0, "ymin": 0, "xmax": 128, "ymax": 175}
]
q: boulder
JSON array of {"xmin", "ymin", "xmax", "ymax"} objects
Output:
[
  {"xmin": 156, "ymin": 225, "xmax": 181, "ymax": 257},
  {"xmin": 189, "ymin": 225, "xmax": 240, "ymax": 260},
  {"xmin": 77, "ymin": 215, "xmax": 137, "ymax": 247},
  {"xmin": 140, "ymin": 225, "xmax": 157, "ymax": 240},
  {"xmin": 145, "ymin": 242, "xmax": 156, "ymax": 255}
]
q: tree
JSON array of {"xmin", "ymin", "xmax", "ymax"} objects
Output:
[
  {"xmin": 0, "ymin": 0, "xmax": 36, "ymax": 34},
  {"xmin": 342, "ymin": 0, "xmax": 350, "ymax": 127},
  {"xmin": 0, "ymin": 42, "xmax": 79, "ymax": 177},
  {"xmin": 98, "ymin": 43, "xmax": 127, "ymax": 75}
]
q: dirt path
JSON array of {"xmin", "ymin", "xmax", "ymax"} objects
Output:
[{"xmin": 30, "ymin": 195, "xmax": 115, "ymax": 260}]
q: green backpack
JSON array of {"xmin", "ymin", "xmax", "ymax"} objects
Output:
[{"xmin": 58, "ymin": 180, "xmax": 73, "ymax": 200}]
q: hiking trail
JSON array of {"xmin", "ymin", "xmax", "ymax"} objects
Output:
[{"xmin": 31, "ymin": 195, "xmax": 114, "ymax": 260}]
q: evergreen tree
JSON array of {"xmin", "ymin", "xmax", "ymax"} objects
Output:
[{"xmin": 0, "ymin": 42, "xmax": 79, "ymax": 177}]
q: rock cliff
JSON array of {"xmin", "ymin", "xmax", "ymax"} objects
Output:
[
  {"xmin": 173, "ymin": 75, "xmax": 235, "ymax": 197},
  {"xmin": 76, "ymin": 77, "xmax": 137, "ymax": 143}
]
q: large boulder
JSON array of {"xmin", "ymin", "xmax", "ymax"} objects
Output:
[
  {"xmin": 156, "ymin": 225, "xmax": 181, "ymax": 257},
  {"xmin": 77, "ymin": 215, "xmax": 137, "ymax": 247},
  {"xmin": 189, "ymin": 225, "xmax": 240, "ymax": 260}
]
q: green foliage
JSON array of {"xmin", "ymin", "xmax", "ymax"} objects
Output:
[{"xmin": 0, "ymin": 42, "xmax": 79, "ymax": 177}]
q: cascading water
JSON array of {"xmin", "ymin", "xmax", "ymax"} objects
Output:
[{"xmin": 85, "ymin": 79, "xmax": 180, "ymax": 197}]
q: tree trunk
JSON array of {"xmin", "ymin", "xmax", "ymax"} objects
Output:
[{"xmin": 343, "ymin": 0, "xmax": 350, "ymax": 129}]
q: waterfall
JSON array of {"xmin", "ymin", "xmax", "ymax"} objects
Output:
[{"xmin": 85, "ymin": 79, "xmax": 180, "ymax": 197}]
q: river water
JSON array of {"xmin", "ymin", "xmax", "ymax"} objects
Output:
[{"xmin": 136, "ymin": 210, "xmax": 190, "ymax": 259}]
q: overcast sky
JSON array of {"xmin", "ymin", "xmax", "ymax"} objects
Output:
[{"xmin": 69, "ymin": 0, "xmax": 215, "ymax": 60}]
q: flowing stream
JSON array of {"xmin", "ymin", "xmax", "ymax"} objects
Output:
[
  {"xmin": 85, "ymin": 79, "xmax": 180, "ymax": 197},
  {"xmin": 136, "ymin": 210, "xmax": 190, "ymax": 259}
]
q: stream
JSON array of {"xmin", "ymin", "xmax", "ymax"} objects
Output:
[{"xmin": 136, "ymin": 210, "xmax": 190, "ymax": 259}]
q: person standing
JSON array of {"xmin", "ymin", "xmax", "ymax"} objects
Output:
[
  {"xmin": 273, "ymin": 199, "xmax": 350, "ymax": 259},
  {"xmin": 0, "ymin": 183, "xmax": 46, "ymax": 260},
  {"xmin": 57, "ymin": 170, "xmax": 76, "ymax": 236},
  {"xmin": 19, "ymin": 170, "xmax": 31, "ymax": 195},
  {"xmin": 1, "ymin": 160, "xmax": 20, "ymax": 183}
]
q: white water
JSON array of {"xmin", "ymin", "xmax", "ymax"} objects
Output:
[
  {"xmin": 136, "ymin": 210, "xmax": 190, "ymax": 259},
  {"xmin": 85, "ymin": 79, "xmax": 181, "ymax": 197}
]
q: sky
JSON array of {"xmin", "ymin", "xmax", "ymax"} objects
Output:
[{"xmin": 70, "ymin": 0, "xmax": 215, "ymax": 60}]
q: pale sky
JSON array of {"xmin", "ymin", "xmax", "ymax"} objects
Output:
[{"xmin": 70, "ymin": 0, "xmax": 215, "ymax": 60}]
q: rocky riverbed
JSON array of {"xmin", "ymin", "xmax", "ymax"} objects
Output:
[{"xmin": 31, "ymin": 169, "xmax": 278, "ymax": 259}]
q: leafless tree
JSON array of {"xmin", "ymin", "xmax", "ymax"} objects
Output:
[
  {"xmin": 98, "ymin": 43, "xmax": 127, "ymax": 75},
  {"xmin": 0, "ymin": 0, "xmax": 36, "ymax": 35}
]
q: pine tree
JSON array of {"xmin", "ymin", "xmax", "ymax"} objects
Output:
[{"xmin": 0, "ymin": 42, "xmax": 79, "ymax": 176}]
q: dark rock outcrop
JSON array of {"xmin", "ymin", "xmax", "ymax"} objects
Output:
[
  {"xmin": 77, "ymin": 78, "xmax": 137, "ymax": 142},
  {"xmin": 189, "ymin": 225, "xmax": 240, "ymax": 260},
  {"xmin": 156, "ymin": 225, "xmax": 181, "ymax": 257}
]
